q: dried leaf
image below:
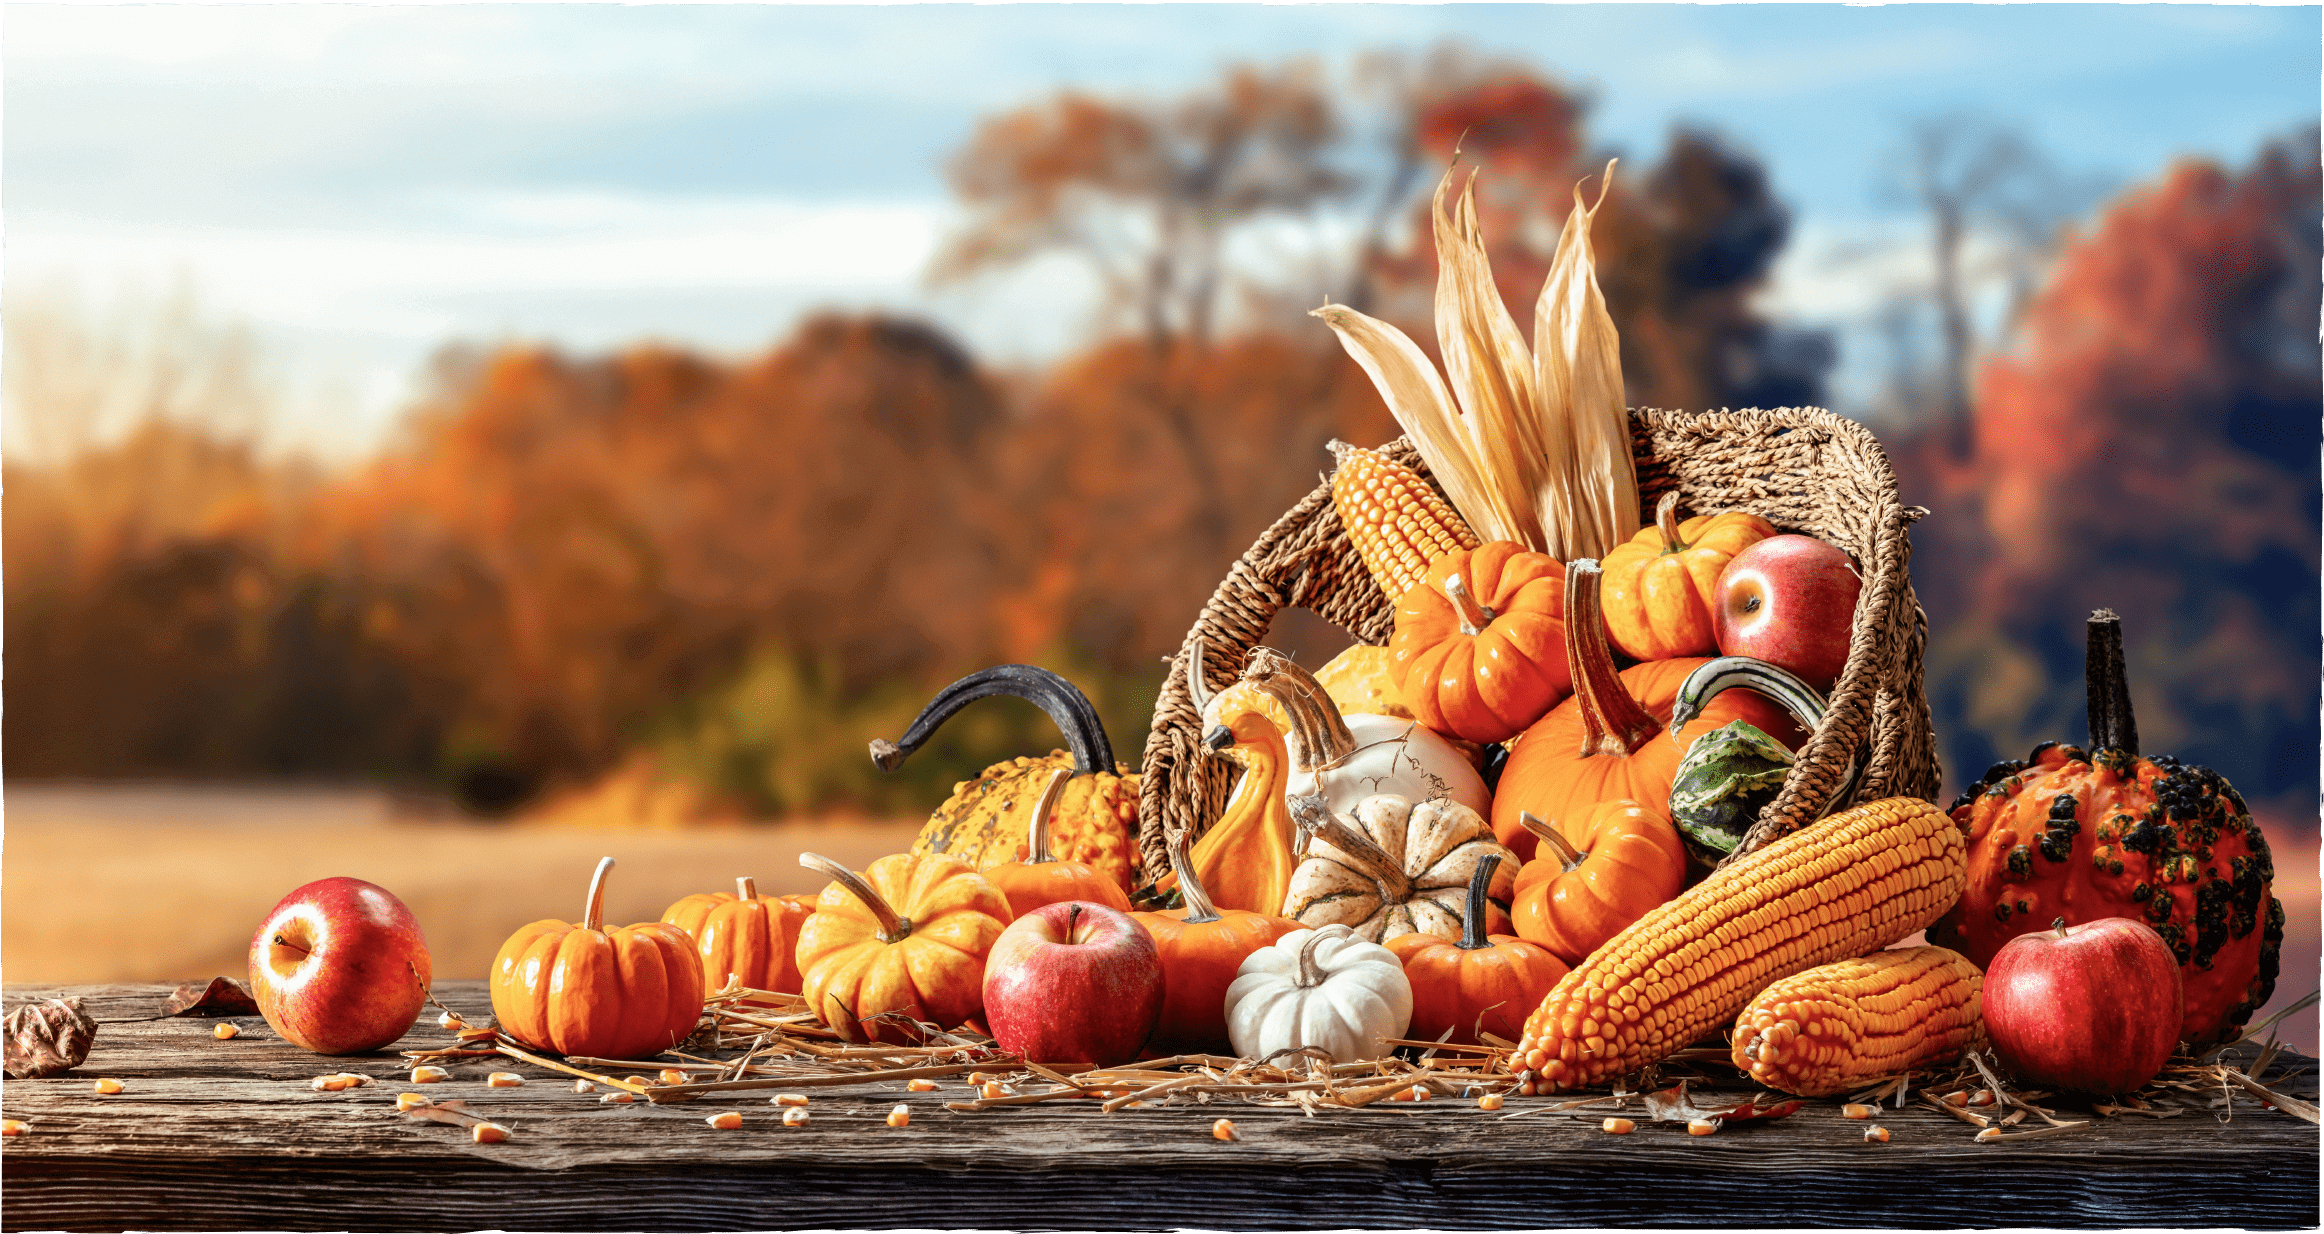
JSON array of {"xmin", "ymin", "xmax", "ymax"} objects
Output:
[
  {"xmin": 5, "ymin": 997, "xmax": 98, "ymax": 1078},
  {"xmin": 1533, "ymin": 161, "xmax": 1637, "ymax": 560},
  {"xmin": 160, "ymin": 977, "xmax": 260, "ymax": 1018},
  {"xmin": 1311, "ymin": 303, "xmax": 1506, "ymax": 543},
  {"xmin": 1433, "ymin": 168, "xmax": 1548, "ymax": 550},
  {"xmin": 1639, "ymin": 1080, "xmax": 1801, "ymax": 1126}
]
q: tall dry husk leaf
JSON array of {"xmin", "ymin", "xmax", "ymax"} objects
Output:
[
  {"xmin": 1533, "ymin": 161, "xmax": 1638, "ymax": 559},
  {"xmin": 1310, "ymin": 303, "xmax": 1508, "ymax": 543},
  {"xmin": 1431, "ymin": 169, "xmax": 1549, "ymax": 551}
]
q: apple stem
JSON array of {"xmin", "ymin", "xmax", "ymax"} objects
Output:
[
  {"xmin": 582, "ymin": 857, "xmax": 615, "ymax": 933},
  {"xmin": 1653, "ymin": 490, "xmax": 1688, "ymax": 554},
  {"xmin": 1519, "ymin": 811, "xmax": 1586, "ymax": 874},
  {"xmin": 799, "ymin": 852, "xmax": 911, "ymax": 944},
  {"xmin": 1458, "ymin": 854, "xmax": 1501, "ymax": 951},
  {"xmin": 1445, "ymin": 573, "xmax": 1495, "ymax": 637},
  {"xmin": 1066, "ymin": 902, "xmax": 1082, "ymax": 937},
  {"xmin": 1565, "ymin": 560, "xmax": 1661, "ymax": 757},
  {"xmin": 1025, "ymin": 767, "xmax": 1071, "ymax": 865},
  {"xmin": 1166, "ymin": 829, "xmax": 1224, "ymax": 926},
  {"xmin": 2052, "ymin": 917, "xmax": 2068, "ymax": 939},
  {"xmin": 737, "ymin": 876, "xmax": 757, "ymax": 901}
]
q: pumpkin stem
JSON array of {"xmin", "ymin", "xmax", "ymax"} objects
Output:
[
  {"xmin": 1299, "ymin": 803, "xmax": 1416, "ymax": 902},
  {"xmin": 870, "ymin": 665, "xmax": 1115, "ymax": 777},
  {"xmin": 798, "ymin": 853, "xmax": 911, "ymax": 944},
  {"xmin": 1186, "ymin": 637, "xmax": 1218, "ymax": 720},
  {"xmin": 1167, "ymin": 829, "xmax": 1224, "ymax": 926},
  {"xmin": 1459, "ymin": 853, "xmax": 1502, "ymax": 951},
  {"xmin": 1295, "ymin": 924, "xmax": 1351, "ymax": 989},
  {"xmin": 1518, "ymin": 811, "xmax": 1586, "ymax": 873},
  {"xmin": 736, "ymin": 876, "xmax": 756, "ymax": 901},
  {"xmin": 2085, "ymin": 609, "xmax": 2138, "ymax": 756},
  {"xmin": 1445, "ymin": 573, "xmax": 1495, "ymax": 637},
  {"xmin": 1564, "ymin": 560, "xmax": 1661, "ymax": 757},
  {"xmin": 1025, "ymin": 767, "xmax": 1072, "ymax": 865},
  {"xmin": 1246, "ymin": 648, "xmax": 1358, "ymax": 774},
  {"xmin": 582, "ymin": 856, "xmax": 615, "ymax": 933},
  {"xmin": 1653, "ymin": 490, "xmax": 1688, "ymax": 554}
]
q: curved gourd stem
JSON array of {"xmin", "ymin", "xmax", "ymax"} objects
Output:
[
  {"xmin": 1564, "ymin": 560, "xmax": 1661, "ymax": 758},
  {"xmin": 1025, "ymin": 767, "xmax": 1072, "ymax": 865},
  {"xmin": 1187, "ymin": 637, "xmax": 1217, "ymax": 718},
  {"xmin": 1167, "ymin": 830, "xmax": 1223, "ymax": 926},
  {"xmin": 2086, "ymin": 609, "xmax": 2137, "ymax": 755},
  {"xmin": 1670, "ymin": 656, "xmax": 1858, "ymax": 818},
  {"xmin": 1303, "ymin": 810, "xmax": 1416, "ymax": 903},
  {"xmin": 737, "ymin": 876, "xmax": 757, "ymax": 901},
  {"xmin": 1246, "ymin": 648, "xmax": 1356, "ymax": 775},
  {"xmin": 868, "ymin": 665, "xmax": 1114, "ymax": 775},
  {"xmin": 582, "ymin": 857, "xmax": 615, "ymax": 933},
  {"xmin": 1295, "ymin": 925, "xmax": 1351, "ymax": 989},
  {"xmin": 1652, "ymin": 490, "xmax": 1687, "ymax": 554},
  {"xmin": 1458, "ymin": 854, "xmax": 1502, "ymax": 951},
  {"xmin": 1445, "ymin": 574, "xmax": 1495, "ymax": 637},
  {"xmin": 1517, "ymin": 811, "xmax": 1585, "ymax": 873},
  {"xmin": 799, "ymin": 853, "xmax": 911, "ymax": 944}
]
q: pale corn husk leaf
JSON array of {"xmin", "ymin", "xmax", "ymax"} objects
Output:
[
  {"xmin": 1533, "ymin": 160, "xmax": 1639, "ymax": 560},
  {"xmin": 1310, "ymin": 303, "xmax": 1511, "ymax": 544},
  {"xmin": 1431, "ymin": 168, "xmax": 1549, "ymax": 551}
]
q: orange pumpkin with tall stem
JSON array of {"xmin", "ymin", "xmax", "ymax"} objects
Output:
[
  {"xmin": 794, "ymin": 851, "xmax": 1010, "ymax": 1044},
  {"xmin": 491, "ymin": 857, "xmax": 705, "ymax": 1059},
  {"xmin": 1386, "ymin": 854, "xmax": 1569, "ymax": 1045},
  {"xmin": 1491, "ymin": 560, "xmax": 1805, "ymax": 863},
  {"xmin": 1389, "ymin": 541, "xmax": 1571, "ymax": 744},
  {"xmin": 661, "ymin": 876, "xmax": 813, "ymax": 999},
  {"xmin": 1598, "ymin": 491, "xmax": 1775, "ymax": 661},
  {"xmin": 981, "ymin": 768, "xmax": 1133, "ymax": 918},
  {"xmin": 1508, "ymin": 803, "xmax": 1688, "ymax": 964},
  {"xmin": 1131, "ymin": 830, "xmax": 1300, "ymax": 1054}
]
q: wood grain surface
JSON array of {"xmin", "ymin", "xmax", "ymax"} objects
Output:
[{"xmin": 3, "ymin": 982, "xmax": 2316, "ymax": 1231}]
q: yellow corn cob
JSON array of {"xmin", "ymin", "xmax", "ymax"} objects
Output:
[
  {"xmin": 1329, "ymin": 440, "xmax": 1480, "ymax": 601},
  {"xmin": 1513, "ymin": 797, "xmax": 1966, "ymax": 1092},
  {"xmin": 1730, "ymin": 946, "xmax": 1987, "ymax": 1097}
]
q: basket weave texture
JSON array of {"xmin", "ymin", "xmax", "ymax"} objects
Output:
[{"xmin": 1135, "ymin": 406, "xmax": 1941, "ymax": 886}]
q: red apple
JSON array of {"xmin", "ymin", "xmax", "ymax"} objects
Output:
[
  {"xmin": 982, "ymin": 900, "xmax": 1165, "ymax": 1066},
  {"xmin": 1712, "ymin": 534, "xmax": 1863, "ymax": 691},
  {"xmin": 248, "ymin": 877, "xmax": 433, "ymax": 1055},
  {"xmin": 1984, "ymin": 916, "xmax": 2183, "ymax": 1094}
]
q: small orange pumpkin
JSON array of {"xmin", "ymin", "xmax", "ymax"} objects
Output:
[
  {"xmin": 1130, "ymin": 830, "xmax": 1300, "ymax": 1055},
  {"xmin": 1385, "ymin": 854, "xmax": 1570, "ymax": 1045},
  {"xmin": 794, "ymin": 850, "xmax": 1011, "ymax": 1044},
  {"xmin": 660, "ymin": 876, "xmax": 811, "ymax": 1001},
  {"xmin": 1508, "ymin": 801, "xmax": 1689, "ymax": 965},
  {"xmin": 1389, "ymin": 541, "xmax": 1571, "ymax": 744},
  {"xmin": 1599, "ymin": 491, "xmax": 1775, "ymax": 661},
  {"xmin": 982, "ymin": 768, "xmax": 1134, "ymax": 919},
  {"xmin": 491, "ymin": 857, "xmax": 705, "ymax": 1059}
]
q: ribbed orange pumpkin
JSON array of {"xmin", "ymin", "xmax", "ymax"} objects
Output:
[
  {"xmin": 981, "ymin": 768, "xmax": 1133, "ymax": 919},
  {"xmin": 1598, "ymin": 491, "xmax": 1775, "ymax": 661},
  {"xmin": 1385, "ymin": 855, "xmax": 1569, "ymax": 1045},
  {"xmin": 1491, "ymin": 560, "xmax": 1804, "ymax": 864},
  {"xmin": 794, "ymin": 851, "xmax": 1011, "ymax": 1044},
  {"xmin": 491, "ymin": 857, "xmax": 705, "ymax": 1059},
  {"xmin": 1130, "ymin": 831, "xmax": 1299, "ymax": 1054},
  {"xmin": 660, "ymin": 876, "xmax": 811, "ymax": 1001},
  {"xmin": 1508, "ymin": 801, "xmax": 1689, "ymax": 965},
  {"xmin": 1389, "ymin": 541, "xmax": 1571, "ymax": 744}
]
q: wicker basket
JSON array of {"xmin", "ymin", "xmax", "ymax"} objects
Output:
[{"xmin": 1134, "ymin": 405, "xmax": 1941, "ymax": 886}]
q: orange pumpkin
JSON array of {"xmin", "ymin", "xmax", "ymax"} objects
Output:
[
  {"xmin": 1385, "ymin": 854, "xmax": 1569, "ymax": 1045},
  {"xmin": 491, "ymin": 857, "xmax": 705, "ymax": 1059},
  {"xmin": 981, "ymin": 768, "xmax": 1134, "ymax": 918},
  {"xmin": 793, "ymin": 850, "xmax": 1011, "ymax": 1044},
  {"xmin": 1389, "ymin": 541, "xmax": 1572, "ymax": 744},
  {"xmin": 660, "ymin": 876, "xmax": 811, "ymax": 1001},
  {"xmin": 1491, "ymin": 560, "xmax": 1805, "ymax": 863},
  {"xmin": 1131, "ymin": 830, "xmax": 1300, "ymax": 1054},
  {"xmin": 1598, "ymin": 491, "xmax": 1775, "ymax": 661},
  {"xmin": 1508, "ymin": 801, "xmax": 1689, "ymax": 964}
]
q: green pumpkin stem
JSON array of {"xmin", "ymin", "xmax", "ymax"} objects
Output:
[
  {"xmin": 1564, "ymin": 560, "xmax": 1662, "ymax": 757},
  {"xmin": 2086, "ymin": 609, "xmax": 2138, "ymax": 756},
  {"xmin": 582, "ymin": 856, "xmax": 615, "ymax": 933},
  {"xmin": 1459, "ymin": 853, "xmax": 1502, "ymax": 951},
  {"xmin": 799, "ymin": 852, "xmax": 911, "ymax": 944}
]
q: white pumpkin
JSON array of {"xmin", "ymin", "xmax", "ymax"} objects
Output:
[
  {"xmin": 1223, "ymin": 924, "xmax": 1413, "ymax": 1064},
  {"xmin": 1240, "ymin": 648, "xmax": 1489, "ymax": 832},
  {"xmin": 1281, "ymin": 793, "xmax": 1516, "ymax": 941}
]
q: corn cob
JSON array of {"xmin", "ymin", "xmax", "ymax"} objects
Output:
[
  {"xmin": 1730, "ymin": 946, "xmax": 1987, "ymax": 1097},
  {"xmin": 1329, "ymin": 440, "xmax": 1480, "ymax": 602},
  {"xmin": 1513, "ymin": 797, "xmax": 1966, "ymax": 1092}
]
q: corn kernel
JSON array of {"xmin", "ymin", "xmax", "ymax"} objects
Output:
[
  {"xmin": 1477, "ymin": 1093, "xmax": 1505, "ymax": 1111},
  {"xmin": 1, "ymin": 1119, "xmax": 30, "ymax": 1136},
  {"xmin": 773, "ymin": 1093, "xmax": 808, "ymax": 1107},
  {"xmin": 1389, "ymin": 1086, "xmax": 1415, "ymax": 1102},
  {"xmin": 338, "ymin": 1073, "xmax": 373, "ymax": 1088},
  {"xmin": 1842, "ymin": 1103, "xmax": 1875, "ymax": 1120},
  {"xmin": 968, "ymin": 1071, "xmax": 997, "ymax": 1085},
  {"xmin": 1411, "ymin": 1085, "xmax": 1432, "ymax": 1102},
  {"xmin": 1687, "ymin": 1118, "xmax": 1719, "ymax": 1136},
  {"xmin": 437, "ymin": 1011, "xmax": 464, "ymax": 1030},
  {"xmin": 979, "ymin": 1082, "xmax": 1007, "ymax": 1099},
  {"xmin": 782, "ymin": 1107, "xmax": 809, "ymax": 1128},
  {"xmin": 1968, "ymin": 1090, "xmax": 1996, "ymax": 1107},
  {"xmin": 311, "ymin": 1076, "xmax": 351, "ymax": 1092},
  {"xmin": 92, "ymin": 1078, "xmax": 123, "ymax": 1095},
  {"xmin": 395, "ymin": 1093, "xmax": 429, "ymax": 1112},
  {"xmin": 1865, "ymin": 1125, "xmax": 1891, "ymax": 1143},
  {"xmin": 212, "ymin": 1023, "xmax": 240, "ymax": 1040},
  {"xmin": 659, "ymin": 1069, "xmax": 690, "ymax": 1085},
  {"xmin": 1942, "ymin": 1090, "xmax": 1968, "ymax": 1107},
  {"xmin": 486, "ymin": 1073, "xmax": 524, "ymax": 1088},
  {"xmin": 1212, "ymin": 1119, "xmax": 1240, "ymax": 1142},
  {"xmin": 470, "ymin": 1122, "xmax": 510, "ymax": 1144},
  {"xmin": 600, "ymin": 1091, "xmax": 636, "ymax": 1104},
  {"xmin": 411, "ymin": 1066, "xmax": 451, "ymax": 1084},
  {"xmin": 906, "ymin": 1078, "xmax": 939, "ymax": 1092},
  {"xmin": 705, "ymin": 1111, "xmax": 742, "ymax": 1130},
  {"xmin": 1601, "ymin": 1117, "xmax": 1635, "ymax": 1134},
  {"xmin": 886, "ymin": 1105, "xmax": 911, "ymax": 1128},
  {"xmin": 572, "ymin": 1079, "xmax": 595, "ymax": 1094}
]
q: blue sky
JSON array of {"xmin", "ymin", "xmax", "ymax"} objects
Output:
[{"xmin": 6, "ymin": 2, "xmax": 2316, "ymax": 457}]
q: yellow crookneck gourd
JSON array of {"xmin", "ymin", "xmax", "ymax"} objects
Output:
[{"xmin": 1187, "ymin": 708, "xmax": 1302, "ymax": 918}]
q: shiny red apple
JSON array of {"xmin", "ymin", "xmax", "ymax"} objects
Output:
[
  {"xmin": 248, "ymin": 877, "xmax": 433, "ymax": 1055},
  {"xmin": 1712, "ymin": 534, "xmax": 1863, "ymax": 691},
  {"xmin": 1985, "ymin": 916, "xmax": 2183, "ymax": 1094},
  {"xmin": 982, "ymin": 900, "xmax": 1164, "ymax": 1066}
]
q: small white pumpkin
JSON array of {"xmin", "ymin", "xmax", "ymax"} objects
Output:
[{"xmin": 1223, "ymin": 924, "xmax": 1413, "ymax": 1064}]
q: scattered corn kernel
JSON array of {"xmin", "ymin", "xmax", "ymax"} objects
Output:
[
  {"xmin": 659, "ymin": 1069, "xmax": 690, "ymax": 1085},
  {"xmin": 1601, "ymin": 1117, "xmax": 1636, "ymax": 1134},
  {"xmin": 1865, "ymin": 1125, "xmax": 1891, "ymax": 1143},
  {"xmin": 773, "ymin": 1093, "xmax": 809, "ymax": 1107},
  {"xmin": 1942, "ymin": 1090, "xmax": 1969, "ymax": 1107},
  {"xmin": 705, "ymin": 1111, "xmax": 743, "ymax": 1130},
  {"xmin": 1687, "ymin": 1118, "xmax": 1719, "ymax": 1136},
  {"xmin": 979, "ymin": 1082, "xmax": 1007, "ymax": 1099},
  {"xmin": 886, "ymin": 1104, "xmax": 911, "ymax": 1128},
  {"xmin": 1410, "ymin": 1085, "xmax": 1432, "ymax": 1102},
  {"xmin": 1212, "ymin": 1119, "xmax": 1240, "ymax": 1142},
  {"xmin": 1389, "ymin": 1086, "xmax": 1416, "ymax": 1102},
  {"xmin": 905, "ymin": 1078, "xmax": 939, "ymax": 1093},
  {"xmin": 572, "ymin": 1080, "xmax": 595, "ymax": 1094},
  {"xmin": 212, "ymin": 1023, "xmax": 240, "ymax": 1040},
  {"xmin": 411, "ymin": 1066, "xmax": 451, "ymax": 1084},
  {"xmin": 486, "ymin": 1073, "xmax": 524, "ymax": 1088},
  {"xmin": 1842, "ymin": 1103, "xmax": 1875, "ymax": 1120},
  {"xmin": 968, "ymin": 1071, "xmax": 997, "ymax": 1085},
  {"xmin": 395, "ymin": 1093, "xmax": 430, "ymax": 1112},
  {"xmin": 600, "ymin": 1091, "xmax": 636, "ymax": 1105},
  {"xmin": 437, "ymin": 1011, "xmax": 463, "ymax": 1030},
  {"xmin": 311, "ymin": 1076, "xmax": 352, "ymax": 1092},
  {"xmin": 1968, "ymin": 1090, "xmax": 1996, "ymax": 1107},
  {"xmin": 470, "ymin": 1122, "xmax": 510, "ymax": 1144},
  {"xmin": 782, "ymin": 1107, "xmax": 809, "ymax": 1128},
  {"xmin": 92, "ymin": 1078, "xmax": 124, "ymax": 1095},
  {"xmin": 0, "ymin": 1119, "xmax": 29, "ymax": 1136},
  {"xmin": 1477, "ymin": 1093, "xmax": 1505, "ymax": 1111}
]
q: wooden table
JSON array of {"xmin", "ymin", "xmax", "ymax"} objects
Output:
[{"xmin": 3, "ymin": 981, "xmax": 2316, "ymax": 1231}]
